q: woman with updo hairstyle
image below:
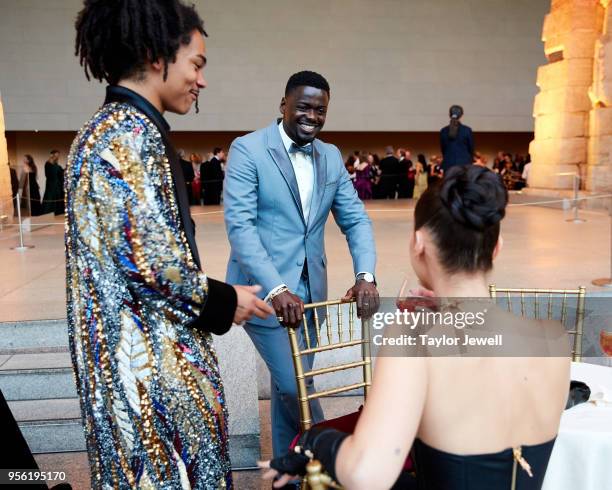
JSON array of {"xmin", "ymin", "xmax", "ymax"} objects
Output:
[
  {"xmin": 262, "ymin": 166, "xmax": 570, "ymax": 490},
  {"xmin": 440, "ymin": 104, "xmax": 474, "ymax": 171}
]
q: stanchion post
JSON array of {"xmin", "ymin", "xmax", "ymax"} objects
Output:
[
  {"xmin": 566, "ymin": 173, "xmax": 586, "ymax": 223},
  {"xmin": 10, "ymin": 192, "xmax": 34, "ymax": 251}
]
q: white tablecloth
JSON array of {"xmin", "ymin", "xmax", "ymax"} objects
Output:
[{"xmin": 542, "ymin": 362, "xmax": 612, "ymax": 490}]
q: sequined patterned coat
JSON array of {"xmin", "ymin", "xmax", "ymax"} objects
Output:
[{"xmin": 65, "ymin": 86, "xmax": 237, "ymax": 489}]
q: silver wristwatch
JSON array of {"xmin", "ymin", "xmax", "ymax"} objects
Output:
[{"xmin": 356, "ymin": 272, "xmax": 376, "ymax": 286}]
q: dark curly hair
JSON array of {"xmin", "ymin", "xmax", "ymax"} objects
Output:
[
  {"xmin": 414, "ymin": 165, "xmax": 508, "ymax": 273},
  {"xmin": 285, "ymin": 71, "xmax": 330, "ymax": 96},
  {"xmin": 75, "ymin": 0, "xmax": 207, "ymax": 85}
]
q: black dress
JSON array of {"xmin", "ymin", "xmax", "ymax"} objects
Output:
[
  {"xmin": 22, "ymin": 170, "xmax": 42, "ymax": 216},
  {"xmin": 10, "ymin": 167, "xmax": 19, "ymax": 216},
  {"xmin": 404, "ymin": 438, "xmax": 556, "ymax": 490}
]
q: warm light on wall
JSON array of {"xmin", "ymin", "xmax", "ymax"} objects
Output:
[
  {"xmin": 529, "ymin": 0, "xmax": 611, "ymax": 192},
  {"xmin": 0, "ymin": 92, "xmax": 12, "ymax": 217}
]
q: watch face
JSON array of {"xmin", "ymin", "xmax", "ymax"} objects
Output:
[{"xmin": 360, "ymin": 273, "xmax": 374, "ymax": 283}]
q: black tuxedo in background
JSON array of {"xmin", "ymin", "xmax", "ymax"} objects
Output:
[
  {"xmin": 200, "ymin": 156, "xmax": 224, "ymax": 205},
  {"xmin": 379, "ymin": 155, "xmax": 399, "ymax": 199},
  {"xmin": 180, "ymin": 158, "xmax": 195, "ymax": 205},
  {"xmin": 397, "ymin": 158, "xmax": 412, "ymax": 198}
]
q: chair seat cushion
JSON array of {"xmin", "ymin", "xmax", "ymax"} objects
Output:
[{"xmin": 289, "ymin": 406, "xmax": 414, "ymax": 471}]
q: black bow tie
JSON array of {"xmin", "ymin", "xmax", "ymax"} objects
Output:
[{"xmin": 289, "ymin": 142, "xmax": 313, "ymax": 157}]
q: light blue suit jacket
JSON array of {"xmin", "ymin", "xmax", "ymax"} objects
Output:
[{"xmin": 224, "ymin": 121, "xmax": 376, "ymax": 326}]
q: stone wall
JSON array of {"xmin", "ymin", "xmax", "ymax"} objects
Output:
[
  {"xmin": 0, "ymin": 0, "xmax": 548, "ymax": 132},
  {"xmin": 530, "ymin": 0, "xmax": 612, "ymax": 191},
  {"xmin": 587, "ymin": 0, "xmax": 612, "ymax": 191}
]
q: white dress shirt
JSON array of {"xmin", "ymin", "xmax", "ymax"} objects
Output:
[{"xmin": 278, "ymin": 121, "xmax": 315, "ymax": 223}]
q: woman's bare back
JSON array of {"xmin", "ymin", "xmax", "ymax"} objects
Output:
[{"xmin": 417, "ymin": 307, "xmax": 571, "ymax": 455}]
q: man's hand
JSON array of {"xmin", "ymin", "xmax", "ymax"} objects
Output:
[
  {"xmin": 233, "ymin": 285, "xmax": 275, "ymax": 324},
  {"xmin": 272, "ymin": 290, "xmax": 305, "ymax": 329},
  {"xmin": 342, "ymin": 280, "xmax": 380, "ymax": 318}
]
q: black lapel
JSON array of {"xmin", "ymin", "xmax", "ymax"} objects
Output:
[
  {"xmin": 104, "ymin": 86, "xmax": 202, "ymax": 269},
  {"xmin": 307, "ymin": 142, "xmax": 327, "ymax": 229},
  {"xmin": 165, "ymin": 139, "xmax": 202, "ymax": 269}
]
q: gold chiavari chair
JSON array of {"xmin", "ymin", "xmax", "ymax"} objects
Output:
[
  {"xmin": 287, "ymin": 299, "xmax": 373, "ymax": 489},
  {"xmin": 488, "ymin": 285, "xmax": 587, "ymax": 362}
]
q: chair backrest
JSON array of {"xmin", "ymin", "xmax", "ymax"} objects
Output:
[
  {"xmin": 488, "ymin": 285, "xmax": 586, "ymax": 362},
  {"xmin": 287, "ymin": 299, "xmax": 372, "ymax": 432}
]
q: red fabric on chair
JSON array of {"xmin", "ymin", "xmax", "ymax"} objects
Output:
[{"xmin": 289, "ymin": 406, "xmax": 414, "ymax": 471}]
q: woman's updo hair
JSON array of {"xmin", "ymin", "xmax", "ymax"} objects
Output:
[{"xmin": 414, "ymin": 165, "xmax": 508, "ymax": 273}]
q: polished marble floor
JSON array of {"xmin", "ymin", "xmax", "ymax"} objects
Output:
[{"xmin": 0, "ymin": 198, "xmax": 611, "ymax": 323}]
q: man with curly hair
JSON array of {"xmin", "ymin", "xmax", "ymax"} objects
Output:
[{"xmin": 67, "ymin": 1, "xmax": 272, "ymax": 487}]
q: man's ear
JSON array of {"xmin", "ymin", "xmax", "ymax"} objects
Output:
[
  {"xmin": 150, "ymin": 58, "xmax": 164, "ymax": 74},
  {"xmin": 493, "ymin": 234, "xmax": 504, "ymax": 260},
  {"xmin": 279, "ymin": 97, "xmax": 286, "ymax": 116}
]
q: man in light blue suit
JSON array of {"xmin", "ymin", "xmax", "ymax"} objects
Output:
[{"xmin": 224, "ymin": 71, "xmax": 378, "ymax": 463}]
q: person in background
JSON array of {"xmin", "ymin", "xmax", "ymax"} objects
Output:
[
  {"xmin": 41, "ymin": 150, "xmax": 65, "ymax": 216},
  {"xmin": 406, "ymin": 157, "xmax": 415, "ymax": 199},
  {"xmin": 9, "ymin": 162, "xmax": 19, "ymax": 217},
  {"xmin": 379, "ymin": 146, "xmax": 399, "ymax": 199},
  {"xmin": 190, "ymin": 152, "xmax": 202, "ymax": 204},
  {"xmin": 397, "ymin": 149, "xmax": 412, "ymax": 198},
  {"xmin": 503, "ymin": 152, "xmax": 516, "ymax": 171},
  {"xmin": 428, "ymin": 154, "xmax": 443, "ymax": 187},
  {"xmin": 345, "ymin": 154, "xmax": 357, "ymax": 186},
  {"xmin": 354, "ymin": 153, "xmax": 372, "ymax": 200},
  {"xmin": 500, "ymin": 155, "xmax": 521, "ymax": 190},
  {"xmin": 201, "ymin": 147, "xmax": 224, "ymax": 205},
  {"xmin": 413, "ymin": 157, "xmax": 428, "ymax": 201},
  {"xmin": 369, "ymin": 153, "xmax": 383, "ymax": 199},
  {"xmin": 178, "ymin": 149, "xmax": 195, "ymax": 204},
  {"xmin": 494, "ymin": 150, "xmax": 505, "ymax": 172},
  {"xmin": 515, "ymin": 154, "xmax": 526, "ymax": 174},
  {"xmin": 440, "ymin": 104, "xmax": 474, "ymax": 171},
  {"xmin": 522, "ymin": 155, "xmax": 532, "ymax": 187},
  {"xmin": 21, "ymin": 154, "xmax": 42, "ymax": 216},
  {"xmin": 473, "ymin": 151, "xmax": 487, "ymax": 167}
]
